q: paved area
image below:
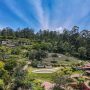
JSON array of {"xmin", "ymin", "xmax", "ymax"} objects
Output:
[{"xmin": 32, "ymin": 68, "xmax": 60, "ymax": 73}]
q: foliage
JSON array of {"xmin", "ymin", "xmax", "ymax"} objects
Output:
[
  {"xmin": 53, "ymin": 74, "xmax": 70, "ymax": 90},
  {"xmin": 0, "ymin": 79, "xmax": 4, "ymax": 90},
  {"xmin": 0, "ymin": 61, "xmax": 4, "ymax": 69},
  {"xmin": 0, "ymin": 26, "xmax": 89, "ymax": 89},
  {"xmin": 0, "ymin": 26, "xmax": 89, "ymax": 59},
  {"xmin": 78, "ymin": 47, "xmax": 87, "ymax": 58},
  {"xmin": 51, "ymin": 53, "xmax": 58, "ymax": 57},
  {"xmin": 29, "ymin": 50, "xmax": 48, "ymax": 61},
  {"xmin": 5, "ymin": 59, "xmax": 17, "ymax": 72},
  {"xmin": 31, "ymin": 60, "xmax": 39, "ymax": 67},
  {"xmin": 11, "ymin": 48, "xmax": 20, "ymax": 55}
]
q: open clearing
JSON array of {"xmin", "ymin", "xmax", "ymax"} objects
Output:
[{"xmin": 32, "ymin": 67, "xmax": 60, "ymax": 73}]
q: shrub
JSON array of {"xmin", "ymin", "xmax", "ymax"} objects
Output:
[
  {"xmin": 0, "ymin": 61, "xmax": 4, "ymax": 69},
  {"xmin": 29, "ymin": 50, "xmax": 48, "ymax": 61},
  {"xmin": 51, "ymin": 53, "xmax": 58, "ymax": 57},
  {"xmin": 88, "ymin": 82, "xmax": 90, "ymax": 86},
  {"xmin": 65, "ymin": 52, "xmax": 70, "ymax": 56},
  {"xmin": 5, "ymin": 59, "xmax": 17, "ymax": 71},
  {"xmin": 51, "ymin": 60, "xmax": 57, "ymax": 63},
  {"xmin": 65, "ymin": 59, "xmax": 70, "ymax": 61},
  {"xmin": 31, "ymin": 60, "xmax": 38, "ymax": 67},
  {"xmin": 11, "ymin": 48, "xmax": 20, "ymax": 55},
  {"xmin": 78, "ymin": 47, "xmax": 87, "ymax": 58},
  {"xmin": 0, "ymin": 79, "xmax": 4, "ymax": 90}
]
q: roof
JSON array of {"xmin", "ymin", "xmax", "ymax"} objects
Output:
[
  {"xmin": 85, "ymin": 63, "xmax": 90, "ymax": 67},
  {"xmin": 81, "ymin": 63, "xmax": 90, "ymax": 69},
  {"xmin": 86, "ymin": 70, "xmax": 90, "ymax": 73},
  {"xmin": 41, "ymin": 82, "xmax": 54, "ymax": 90},
  {"xmin": 82, "ymin": 67, "xmax": 90, "ymax": 69}
]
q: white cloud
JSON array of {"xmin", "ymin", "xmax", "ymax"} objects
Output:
[
  {"xmin": 50, "ymin": 27, "xmax": 64, "ymax": 33},
  {"xmin": 28, "ymin": 0, "xmax": 49, "ymax": 29},
  {"xmin": 3, "ymin": 0, "xmax": 90, "ymax": 30},
  {"xmin": 49, "ymin": 0, "xmax": 90, "ymax": 30}
]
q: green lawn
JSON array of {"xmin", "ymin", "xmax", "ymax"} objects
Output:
[
  {"xmin": 28, "ymin": 67, "xmax": 55, "ymax": 81},
  {"xmin": 34, "ymin": 73, "xmax": 54, "ymax": 81},
  {"xmin": 27, "ymin": 54, "xmax": 88, "ymax": 82}
]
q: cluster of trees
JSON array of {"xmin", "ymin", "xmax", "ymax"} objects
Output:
[
  {"xmin": 0, "ymin": 26, "xmax": 90, "ymax": 59},
  {"xmin": 0, "ymin": 27, "xmax": 34, "ymax": 39},
  {"xmin": 0, "ymin": 46, "xmax": 31, "ymax": 90}
]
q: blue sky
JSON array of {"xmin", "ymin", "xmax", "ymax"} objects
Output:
[{"xmin": 0, "ymin": 0, "xmax": 90, "ymax": 31}]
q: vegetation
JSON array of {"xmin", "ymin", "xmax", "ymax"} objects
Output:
[
  {"xmin": 0, "ymin": 26, "xmax": 89, "ymax": 59},
  {"xmin": 0, "ymin": 26, "xmax": 89, "ymax": 90}
]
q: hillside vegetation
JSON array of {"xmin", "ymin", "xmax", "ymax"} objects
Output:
[{"xmin": 0, "ymin": 26, "xmax": 90, "ymax": 90}]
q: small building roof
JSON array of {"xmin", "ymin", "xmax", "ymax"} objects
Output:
[
  {"xmin": 86, "ymin": 70, "xmax": 90, "ymax": 73},
  {"xmin": 85, "ymin": 63, "xmax": 90, "ymax": 67},
  {"xmin": 41, "ymin": 82, "xmax": 54, "ymax": 90},
  {"xmin": 81, "ymin": 63, "xmax": 90, "ymax": 69}
]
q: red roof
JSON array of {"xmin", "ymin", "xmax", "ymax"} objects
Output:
[
  {"xmin": 41, "ymin": 82, "xmax": 54, "ymax": 90},
  {"xmin": 85, "ymin": 63, "xmax": 90, "ymax": 67}
]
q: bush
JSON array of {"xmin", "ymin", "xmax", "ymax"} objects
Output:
[
  {"xmin": 52, "ymin": 64, "xmax": 59, "ymax": 67},
  {"xmin": 78, "ymin": 47, "xmax": 87, "ymax": 58},
  {"xmin": 0, "ymin": 61, "xmax": 4, "ymax": 69},
  {"xmin": 51, "ymin": 53, "xmax": 58, "ymax": 57},
  {"xmin": 5, "ymin": 59, "xmax": 17, "ymax": 71},
  {"xmin": 88, "ymin": 82, "xmax": 90, "ymax": 86},
  {"xmin": 11, "ymin": 48, "xmax": 20, "ymax": 55},
  {"xmin": 31, "ymin": 60, "xmax": 38, "ymax": 67},
  {"xmin": 51, "ymin": 60, "xmax": 57, "ymax": 63},
  {"xmin": 0, "ymin": 79, "xmax": 4, "ymax": 90},
  {"xmin": 29, "ymin": 50, "xmax": 48, "ymax": 61},
  {"xmin": 65, "ymin": 59, "xmax": 70, "ymax": 61},
  {"xmin": 65, "ymin": 52, "xmax": 70, "ymax": 56},
  {"xmin": 67, "ymin": 78, "xmax": 74, "ymax": 83}
]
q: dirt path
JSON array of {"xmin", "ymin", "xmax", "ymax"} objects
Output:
[{"xmin": 22, "ymin": 61, "xmax": 31, "ymax": 71}]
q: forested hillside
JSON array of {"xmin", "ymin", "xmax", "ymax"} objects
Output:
[
  {"xmin": 0, "ymin": 26, "xmax": 90, "ymax": 59},
  {"xmin": 0, "ymin": 26, "xmax": 90, "ymax": 90}
]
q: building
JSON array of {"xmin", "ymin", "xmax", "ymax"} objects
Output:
[
  {"xmin": 1, "ymin": 41, "xmax": 7, "ymax": 45},
  {"xmin": 41, "ymin": 82, "xmax": 54, "ymax": 90},
  {"xmin": 81, "ymin": 63, "xmax": 90, "ymax": 74}
]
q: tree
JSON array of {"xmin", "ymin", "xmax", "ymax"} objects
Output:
[
  {"xmin": 78, "ymin": 47, "xmax": 87, "ymax": 59},
  {"xmin": 29, "ymin": 50, "xmax": 48, "ymax": 61},
  {"xmin": 13, "ymin": 69, "xmax": 33, "ymax": 90},
  {"xmin": 86, "ymin": 48, "xmax": 90, "ymax": 59},
  {"xmin": 31, "ymin": 60, "xmax": 38, "ymax": 67},
  {"xmin": 0, "ymin": 27, "xmax": 14, "ymax": 39},
  {"xmin": 62, "ymin": 42, "xmax": 70, "ymax": 53},
  {"xmin": 53, "ymin": 68, "xmax": 73, "ymax": 90},
  {"xmin": 11, "ymin": 48, "xmax": 20, "ymax": 55},
  {"xmin": 0, "ymin": 48, "xmax": 6, "ymax": 61},
  {"xmin": 5, "ymin": 59, "xmax": 17, "ymax": 72},
  {"xmin": 53, "ymin": 75, "xmax": 69, "ymax": 90},
  {"xmin": 15, "ymin": 28, "xmax": 34, "ymax": 39},
  {"xmin": 70, "ymin": 26, "xmax": 79, "ymax": 50}
]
